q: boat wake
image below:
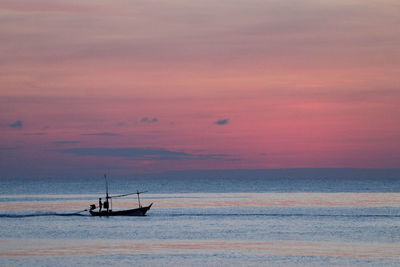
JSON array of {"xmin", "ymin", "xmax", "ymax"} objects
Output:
[{"xmin": 0, "ymin": 211, "xmax": 89, "ymax": 218}]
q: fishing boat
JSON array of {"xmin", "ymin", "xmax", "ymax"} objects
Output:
[{"xmin": 89, "ymin": 174, "xmax": 153, "ymax": 216}]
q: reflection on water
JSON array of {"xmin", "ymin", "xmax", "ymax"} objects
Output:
[
  {"xmin": 1, "ymin": 239, "xmax": 399, "ymax": 259},
  {"xmin": 1, "ymin": 193, "xmax": 399, "ymax": 211},
  {"xmin": 1, "ymin": 192, "xmax": 400, "ymax": 266}
]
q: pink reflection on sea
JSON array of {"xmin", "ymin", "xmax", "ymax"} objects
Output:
[
  {"xmin": 0, "ymin": 193, "xmax": 399, "ymax": 211},
  {"xmin": 1, "ymin": 239, "xmax": 399, "ymax": 259}
]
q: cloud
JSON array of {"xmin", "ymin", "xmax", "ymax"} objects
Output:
[
  {"xmin": 59, "ymin": 147, "xmax": 236, "ymax": 161},
  {"xmin": 8, "ymin": 120, "xmax": 22, "ymax": 128},
  {"xmin": 0, "ymin": 146, "xmax": 19, "ymax": 150},
  {"xmin": 140, "ymin": 117, "xmax": 158, "ymax": 123},
  {"xmin": 215, "ymin": 119, "xmax": 229, "ymax": 125},
  {"xmin": 81, "ymin": 132, "xmax": 120, "ymax": 136},
  {"xmin": 53, "ymin": 141, "xmax": 81, "ymax": 145},
  {"xmin": 23, "ymin": 132, "xmax": 47, "ymax": 136}
]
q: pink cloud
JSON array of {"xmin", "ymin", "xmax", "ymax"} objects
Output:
[{"xmin": 1, "ymin": 0, "xmax": 399, "ymax": 175}]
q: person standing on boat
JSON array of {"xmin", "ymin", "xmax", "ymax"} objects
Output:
[
  {"xmin": 98, "ymin": 198, "xmax": 103, "ymax": 212},
  {"xmin": 104, "ymin": 198, "xmax": 109, "ymax": 212}
]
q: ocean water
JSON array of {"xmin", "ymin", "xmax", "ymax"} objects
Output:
[{"xmin": 1, "ymin": 176, "xmax": 399, "ymax": 266}]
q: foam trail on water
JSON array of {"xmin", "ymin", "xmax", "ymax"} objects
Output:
[{"xmin": 0, "ymin": 210, "xmax": 88, "ymax": 218}]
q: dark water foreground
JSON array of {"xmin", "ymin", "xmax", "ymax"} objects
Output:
[{"xmin": 1, "ymin": 176, "xmax": 399, "ymax": 266}]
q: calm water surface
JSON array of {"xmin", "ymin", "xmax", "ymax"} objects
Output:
[{"xmin": 1, "ymin": 177, "xmax": 399, "ymax": 266}]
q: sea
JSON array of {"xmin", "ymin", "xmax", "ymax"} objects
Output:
[{"xmin": 1, "ymin": 175, "xmax": 399, "ymax": 266}]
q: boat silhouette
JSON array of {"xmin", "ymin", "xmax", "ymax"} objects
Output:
[{"xmin": 89, "ymin": 174, "xmax": 153, "ymax": 216}]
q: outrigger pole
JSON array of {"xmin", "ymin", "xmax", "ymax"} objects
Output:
[
  {"xmin": 102, "ymin": 173, "xmax": 148, "ymax": 210},
  {"xmin": 110, "ymin": 191, "xmax": 148, "ymax": 208}
]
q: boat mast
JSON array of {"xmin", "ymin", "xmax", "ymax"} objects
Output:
[
  {"xmin": 137, "ymin": 190, "xmax": 141, "ymax": 208},
  {"xmin": 135, "ymin": 191, "xmax": 147, "ymax": 208},
  {"xmin": 104, "ymin": 173, "xmax": 111, "ymax": 211}
]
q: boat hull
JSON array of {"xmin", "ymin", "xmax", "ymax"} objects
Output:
[{"xmin": 89, "ymin": 203, "xmax": 152, "ymax": 216}]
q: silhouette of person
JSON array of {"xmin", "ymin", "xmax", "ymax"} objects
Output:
[
  {"xmin": 99, "ymin": 198, "xmax": 103, "ymax": 212},
  {"xmin": 104, "ymin": 199, "xmax": 109, "ymax": 212}
]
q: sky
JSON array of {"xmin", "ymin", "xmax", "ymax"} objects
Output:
[{"xmin": 1, "ymin": 0, "xmax": 400, "ymax": 178}]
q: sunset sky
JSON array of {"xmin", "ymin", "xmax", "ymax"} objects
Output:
[{"xmin": 1, "ymin": 0, "xmax": 399, "ymax": 177}]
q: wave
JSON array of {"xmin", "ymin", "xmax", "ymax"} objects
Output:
[
  {"xmin": 163, "ymin": 213, "xmax": 400, "ymax": 218},
  {"xmin": 2, "ymin": 211, "xmax": 399, "ymax": 218}
]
